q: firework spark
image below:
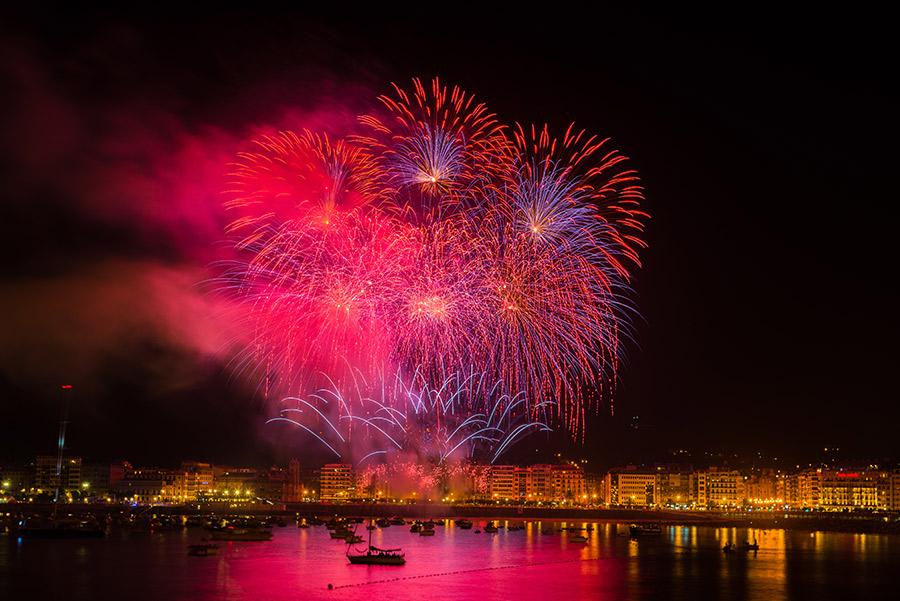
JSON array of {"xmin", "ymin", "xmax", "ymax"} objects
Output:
[{"xmin": 220, "ymin": 77, "xmax": 647, "ymax": 463}]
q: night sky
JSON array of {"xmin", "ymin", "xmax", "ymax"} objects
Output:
[{"xmin": 1, "ymin": 8, "xmax": 896, "ymax": 468}]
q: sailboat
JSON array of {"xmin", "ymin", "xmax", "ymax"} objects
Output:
[{"xmin": 346, "ymin": 519, "xmax": 406, "ymax": 565}]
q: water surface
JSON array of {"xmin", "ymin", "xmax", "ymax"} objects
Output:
[{"xmin": 2, "ymin": 520, "xmax": 897, "ymax": 600}]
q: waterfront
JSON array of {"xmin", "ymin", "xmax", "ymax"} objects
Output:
[{"xmin": 2, "ymin": 520, "xmax": 897, "ymax": 600}]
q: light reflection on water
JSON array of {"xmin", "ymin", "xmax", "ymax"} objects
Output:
[{"xmin": 1, "ymin": 521, "xmax": 897, "ymax": 600}]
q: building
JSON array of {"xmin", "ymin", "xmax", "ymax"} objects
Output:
[
  {"xmin": 284, "ymin": 459, "xmax": 303, "ymax": 502},
  {"xmin": 891, "ymin": 470, "xmax": 900, "ymax": 511},
  {"xmin": 34, "ymin": 455, "xmax": 82, "ymax": 492},
  {"xmin": 488, "ymin": 465, "xmax": 518, "ymax": 501},
  {"xmin": 181, "ymin": 461, "xmax": 214, "ymax": 500},
  {"xmin": 605, "ymin": 468, "xmax": 658, "ymax": 507},
  {"xmin": 744, "ymin": 470, "xmax": 782, "ymax": 507},
  {"xmin": 0, "ymin": 465, "xmax": 34, "ymax": 492},
  {"xmin": 114, "ymin": 468, "xmax": 186, "ymax": 504},
  {"xmin": 703, "ymin": 468, "xmax": 744, "ymax": 508},
  {"xmin": 319, "ymin": 464, "xmax": 355, "ymax": 501},
  {"xmin": 818, "ymin": 469, "xmax": 890, "ymax": 511},
  {"xmin": 657, "ymin": 471, "xmax": 692, "ymax": 507},
  {"xmin": 797, "ymin": 468, "xmax": 821, "ymax": 508},
  {"xmin": 552, "ymin": 463, "xmax": 586, "ymax": 502}
]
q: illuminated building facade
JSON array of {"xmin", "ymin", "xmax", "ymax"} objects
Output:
[
  {"xmin": 604, "ymin": 469, "xmax": 658, "ymax": 507},
  {"xmin": 319, "ymin": 463, "xmax": 355, "ymax": 501},
  {"xmin": 818, "ymin": 470, "xmax": 890, "ymax": 510},
  {"xmin": 114, "ymin": 468, "xmax": 186, "ymax": 504},
  {"xmin": 488, "ymin": 465, "xmax": 518, "ymax": 500},
  {"xmin": 703, "ymin": 468, "xmax": 745, "ymax": 508},
  {"xmin": 181, "ymin": 461, "xmax": 214, "ymax": 500}
]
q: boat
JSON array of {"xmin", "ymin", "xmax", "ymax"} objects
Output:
[
  {"xmin": 455, "ymin": 519, "xmax": 473, "ymax": 530},
  {"xmin": 409, "ymin": 522, "xmax": 422, "ymax": 533},
  {"xmin": 484, "ymin": 522, "xmax": 498, "ymax": 533},
  {"xmin": 722, "ymin": 542, "xmax": 735, "ymax": 553},
  {"xmin": 570, "ymin": 534, "xmax": 589, "ymax": 543},
  {"xmin": 629, "ymin": 523, "xmax": 662, "ymax": 538},
  {"xmin": 389, "ymin": 517, "xmax": 405, "ymax": 525},
  {"xmin": 17, "ymin": 517, "xmax": 105, "ymax": 539},
  {"xmin": 209, "ymin": 527, "xmax": 273, "ymax": 541},
  {"xmin": 419, "ymin": 526, "xmax": 436, "ymax": 536},
  {"xmin": 375, "ymin": 517, "xmax": 390, "ymax": 528},
  {"xmin": 188, "ymin": 543, "xmax": 219, "ymax": 556},
  {"xmin": 741, "ymin": 542, "xmax": 760, "ymax": 551},
  {"xmin": 348, "ymin": 545, "xmax": 406, "ymax": 565},
  {"xmin": 347, "ymin": 519, "xmax": 405, "ymax": 565}
]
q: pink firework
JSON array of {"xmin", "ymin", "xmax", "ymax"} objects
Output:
[{"xmin": 221, "ymin": 77, "xmax": 647, "ymax": 461}]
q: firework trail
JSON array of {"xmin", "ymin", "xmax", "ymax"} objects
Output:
[{"xmin": 220, "ymin": 78, "xmax": 647, "ymax": 464}]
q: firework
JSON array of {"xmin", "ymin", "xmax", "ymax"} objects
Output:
[{"xmin": 221, "ymin": 77, "xmax": 647, "ymax": 463}]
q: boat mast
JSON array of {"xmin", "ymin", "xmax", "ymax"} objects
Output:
[{"xmin": 55, "ymin": 385, "xmax": 73, "ymax": 509}]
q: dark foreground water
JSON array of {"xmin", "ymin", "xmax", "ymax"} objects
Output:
[{"xmin": 2, "ymin": 520, "xmax": 898, "ymax": 600}]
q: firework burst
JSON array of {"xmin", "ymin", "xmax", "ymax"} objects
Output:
[{"xmin": 220, "ymin": 77, "xmax": 647, "ymax": 463}]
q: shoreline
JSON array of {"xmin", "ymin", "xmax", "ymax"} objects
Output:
[{"xmin": 6, "ymin": 502, "xmax": 899, "ymax": 535}]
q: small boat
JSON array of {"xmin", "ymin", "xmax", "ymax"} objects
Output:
[
  {"xmin": 209, "ymin": 527, "xmax": 273, "ymax": 541},
  {"xmin": 419, "ymin": 527, "xmax": 435, "ymax": 536},
  {"xmin": 17, "ymin": 517, "xmax": 105, "ymax": 539},
  {"xmin": 629, "ymin": 523, "xmax": 662, "ymax": 538},
  {"xmin": 742, "ymin": 542, "xmax": 760, "ymax": 551},
  {"xmin": 389, "ymin": 517, "xmax": 406, "ymax": 525},
  {"xmin": 410, "ymin": 522, "xmax": 422, "ymax": 533},
  {"xmin": 348, "ymin": 545, "xmax": 406, "ymax": 565},
  {"xmin": 722, "ymin": 543, "xmax": 735, "ymax": 553},
  {"xmin": 188, "ymin": 543, "xmax": 219, "ymax": 556},
  {"xmin": 484, "ymin": 523, "xmax": 498, "ymax": 533},
  {"xmin": 570, "ymin": 534, "xmax": 589, "ymax": 543},
  {"xmin": 375, "ymin": 518, "xmax": 390, "ymax": 528},
  {"xmin": 347, "ymin": 520, "xmax": 405, "ymax": 565},
  {"xmin": 456, "ymin": 519, "xmax": 473, "ymax": 530}
]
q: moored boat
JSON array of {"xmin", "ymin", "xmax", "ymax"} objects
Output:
[
  {"xmin": 629, "ymin": 523, "xmax": 662, "ymax": 538},
  {"xmin": 17, "ymin": 517, "xmax": 105, "ymax": 539},
  {"xmin": 347, "ymin": 519, "xmax": 405, "ymax": 565}
]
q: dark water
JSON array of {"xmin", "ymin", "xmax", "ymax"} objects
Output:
[{"xmin": 2, "ymin": 520, "xmax": 898, "ymax": 600}]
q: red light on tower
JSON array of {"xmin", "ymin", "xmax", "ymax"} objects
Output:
[{"xmin": 61, "ymin": 384, "xmax": 73, "ymax": 390}]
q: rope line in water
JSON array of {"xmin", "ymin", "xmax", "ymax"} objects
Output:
[{"xmin": 328, "ymin": 554, "xmax": 603, "ymax": 590}]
